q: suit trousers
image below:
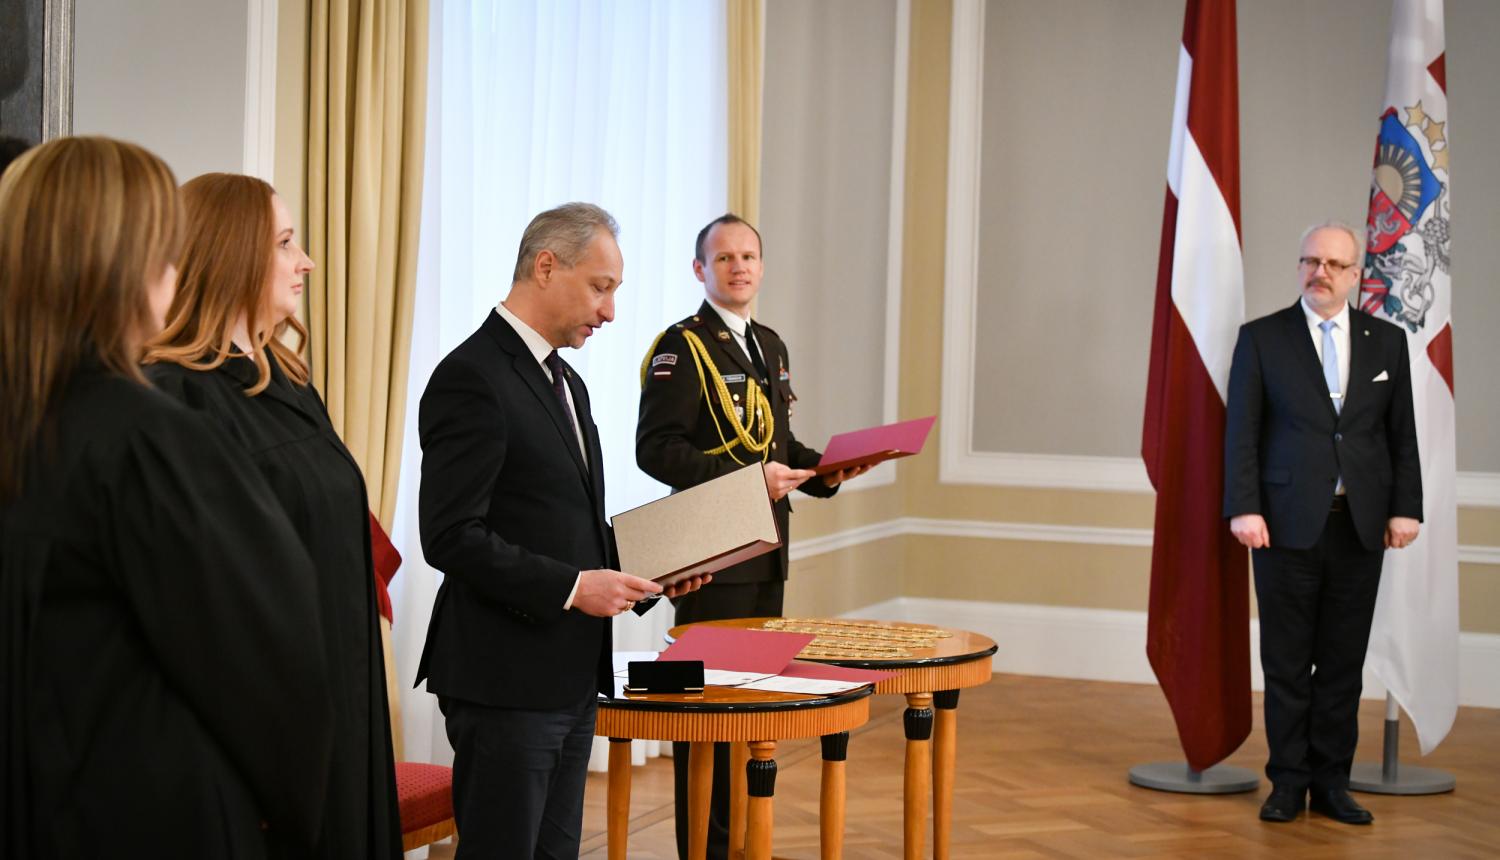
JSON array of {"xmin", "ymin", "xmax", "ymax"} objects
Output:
[
  {"xmin": 439, "ymin": 694, "xmax": 597, "ymax": 859},
  {"xmin": 1252, "ymin": 502, "xmax": 1384, "ymax": 792},
  {"xmin": 670, "ymin": 581, "xmax": 785, "ymax": 860}
]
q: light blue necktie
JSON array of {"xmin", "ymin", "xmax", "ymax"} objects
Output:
[
  {"xmin": 1322, "ymin": 319, "xmax": 1345, "ymax": 494},
  {"xmin": 1320, "ymin": 319, "xmax": 1342, "ymax": 415}
]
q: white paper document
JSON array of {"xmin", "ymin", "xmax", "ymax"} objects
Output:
[
  {"xmin": 702, "ymin": 669, "xmax": 774, "ymax": 687},
  {"xmin": 737, "ymin": 676, "xmax": 871, "ymax": 695}
]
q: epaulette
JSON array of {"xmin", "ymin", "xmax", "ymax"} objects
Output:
[{"xmin": 672, "ymin": 313, "xmax": 709, "ymax": 332}]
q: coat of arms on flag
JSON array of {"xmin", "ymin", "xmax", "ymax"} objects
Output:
[{"xmin": 1361, "ymin": 102, "xmax": 1450, "ymax": 334}]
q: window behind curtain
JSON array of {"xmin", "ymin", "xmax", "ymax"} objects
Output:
[{"xmin": 390, "ymin": 0, "xmax": 728, "ymax": 772}]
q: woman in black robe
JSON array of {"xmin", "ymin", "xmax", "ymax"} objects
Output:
[
  {"xmin": 1, "ymin": 138, "xmax": 335, "ymax": 857},
  {"xmin": 144, "ymin": 173, "xmax": 402, "ymax": 859}
]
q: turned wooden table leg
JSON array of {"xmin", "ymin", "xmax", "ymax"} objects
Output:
[
  {"xmin": 688, "ymin": 741, "xmax": 713, "ymax": 860},
  {"xmin": 745, "ymin": 740, "xmax": 778, "ymax": 860},
  {"xmin": 730, "ymin": 741, "xmax": 749, "ymax": 860},
  {"xmin": 932, "ymin": 690, "xmax": 961, "ymax": 860},
  {"xmin": 903, "ymin": 692, "xmax": 934, "ymax": 860},
  {"xmin": 607, "ymin": 738, "xmax": 632, "ymax": 860},
  {"xmin": 820, "ymin": 732, "xmax": 849, "ymax": 860}
]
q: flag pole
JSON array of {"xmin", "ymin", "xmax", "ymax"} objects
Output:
[
  {"xmin": 1128, "ymin": 762, "xmax": 1258, "ymax": 795},
  {"xmin": 1349, "ymin": 692, "xmax": 1455, "ymax": 795}
]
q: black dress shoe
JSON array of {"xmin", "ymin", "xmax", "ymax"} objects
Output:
[
  {"xmin": 1310, "ymin": 787, "xmax": 1374, "ymax": 824},
  {"xmin": 1259, "ymin": 786, "xmax": 1306, "ymax": 822}
]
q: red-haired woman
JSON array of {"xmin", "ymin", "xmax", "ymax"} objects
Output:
[{"xmin": 145, "ymin": 173, "xmax": 400, "ymax": 859}]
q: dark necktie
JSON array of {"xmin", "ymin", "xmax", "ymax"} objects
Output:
[
  {"xmin": 744, "ymin": 320, "xmax": 770, "ymax": 383},
  {"xmin": 544, "ymin": 350, "xmax": 573, "ymax": 418}
]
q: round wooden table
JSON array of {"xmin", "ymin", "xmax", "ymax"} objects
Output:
[
  {"xmin": 597, "ymin": 681, "xmax": 872, "ymax": 860},
  {"xmin": 672, "ymin": 618, "xmax": 997, "ymax": 860}
]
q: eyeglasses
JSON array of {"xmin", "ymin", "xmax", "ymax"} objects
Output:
[{"xmin": 1299, "ymin": 256, "xmax": 1355, "ymax": 275}]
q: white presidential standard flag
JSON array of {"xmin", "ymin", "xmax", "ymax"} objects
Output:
[{"xmin": 1358, "ymin": 0, "xmax": 1458, "ymax": 755}]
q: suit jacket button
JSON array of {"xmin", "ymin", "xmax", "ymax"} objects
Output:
[{"xmin": 1334, "ymin": 433, "xmax": 1343, "ymax": 442}]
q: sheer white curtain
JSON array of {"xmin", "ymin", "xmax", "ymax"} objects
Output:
[{"xmin": 389, "ymin": 0, "xmax": 728, "ymax": 777}]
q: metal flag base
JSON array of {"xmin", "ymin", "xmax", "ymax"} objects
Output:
[
  {"xmin": 1349, "ymin": 694, "xmax": 1456, "ymax": 796},
  {"xmin": 1128, "ymin": 762, "xmax": 1260, "ymax": 794}
]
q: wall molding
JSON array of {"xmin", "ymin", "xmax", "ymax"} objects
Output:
[
  {"xmin": 789, "ymin": 518, "xmax": 906, "ymax": 562},
  {"xmin": 242, "ymin": 0, "xmax": 277, "ymax": 180},
  {"xmin": 791, "ymin": 516, "xmax": 1500, "ymax": 565},
  {"xmin": 846, "ymin": 596, "xmax": 1500, "ymax": 709},
  {"xmin": 937, "ymin": 0, "xmax": 986, "ymax": 493},
  {"xmin": 934, "ymin": 451, "xmax": 1500, "ymax": 508},
  {"xmin": 943, "ymin": 452, "xmax": 1154, "ymax": 493},
  {"xmin": 839, "ymin": 0, "xmax": 911, "ymax": 496}
]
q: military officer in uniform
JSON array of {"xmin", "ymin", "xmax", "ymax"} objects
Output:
[{"xmin": 636, "ymin": 213, "xmax": 868, "ymax": 860}]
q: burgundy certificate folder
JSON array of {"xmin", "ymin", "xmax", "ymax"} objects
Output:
[
  {"xmin": 659, "ymin": 627, "xmax": 815, "ymax": 674},
  {"xmin": 814, "ymin": 415, "xmax": 937, "ymax": 475}
]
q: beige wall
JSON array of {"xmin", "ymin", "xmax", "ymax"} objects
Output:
[
  {"xmin": 72, "ymin": 0, "xmax": 248, "ymax": 179},
  {"xmin": 758, "ymin": 0, "xmax": 899, "ymax": 449},
  {"xmin": 70, "ymin": 0, "xmax": 310, "ymax": 227},
  {"xmin": 777, "ymin": 0, "xmax": 1500, "ymax": 637},
  {"xmin": 969, "ymin": 0, "xmax": 1500, "ymax": 470}
]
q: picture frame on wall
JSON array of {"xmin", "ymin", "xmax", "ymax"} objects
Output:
[{"xmin": 0, "ymin": 0, "xmax": 72, "ymax": 143}]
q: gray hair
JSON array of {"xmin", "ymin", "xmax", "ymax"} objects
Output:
[
  {"xmin": 511, "ymin": 202, "xmax": 620, "ymax": 284},
  {"xmin": 1299, "ymin": 220, "xmax": 1364, "ymax": 265}
]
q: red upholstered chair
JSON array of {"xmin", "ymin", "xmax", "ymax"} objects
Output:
[
  {"xmin": 370, "ymin": 512, "xmax": 457, "ymax": 852},
  {"xmin": 395, "ymin": 761, "xmax": 457, "ymax": 850}
]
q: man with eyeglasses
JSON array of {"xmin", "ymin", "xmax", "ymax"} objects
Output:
[{"xmin": 1223, "ymin": 221, "xmax": 1422, "ymax": 826}]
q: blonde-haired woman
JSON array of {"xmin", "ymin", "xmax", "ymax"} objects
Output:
[
  {"xmin": 146, "ymin": 173, "xmax": 401, "ymax": 859},
  {"xmin": 1, "ymin": 140, "xmax": 334, "ymax": 856}
]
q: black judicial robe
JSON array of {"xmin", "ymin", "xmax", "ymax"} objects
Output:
[
  {"xmin": 149, "ymin": 351, "xmax": 402, "ymax": 860},
  {"xmin": 1, "ymin": 369, "xmax": 334, "ymax": 858}
]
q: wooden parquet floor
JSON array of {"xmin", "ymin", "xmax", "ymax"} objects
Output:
[{"xmin": 569, "ymin": 674, "xmax": 1500, "ymax": 859}]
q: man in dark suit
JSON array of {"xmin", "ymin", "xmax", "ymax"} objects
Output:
[
  {"xmin": 1224, "ymin": 221, "xmax": 1422, "ymax": 826},
  {"xmin": 636, "ymin": 213, "xmax": 868, "ymax": 859},
  {"xmin": 416, "ymin": 203, "xmax": 705, "ymax": 858}
]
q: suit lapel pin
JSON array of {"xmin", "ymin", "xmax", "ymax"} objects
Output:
[{"xmin": 716, "ymin": 330, "xmax": 731, "ymax": 342}]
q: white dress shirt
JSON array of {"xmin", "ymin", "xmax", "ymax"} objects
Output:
[
  {"xmin": 1301, "ymin": 297, "xmax": 1351, "ymax": 406},
  {"xmin": 494, "ymin": 300, "xmax": 587, "ymax": 608},
  {"xmin": 706, "ymin": 299, "xmax": 765, "ymax": 379},
  {"xmin": 1302, "ymin": 297, "xmax": 1351, "ymax": 495}
]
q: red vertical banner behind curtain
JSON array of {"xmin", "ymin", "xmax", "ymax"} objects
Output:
[{"xmin": 1141, "ymin": 0, "xmax": 1250, "ymax": 771}]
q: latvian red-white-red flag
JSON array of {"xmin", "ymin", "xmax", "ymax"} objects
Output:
[
  {"xmin": 1141, "ymin": 0, "xmax": 1250, "ymax": 771},
  {"xmin": 1359, "ymin": 0, "xmax": 1458, "ymax": 755}
]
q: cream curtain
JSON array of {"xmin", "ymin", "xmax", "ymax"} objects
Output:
[
  {"xmin": 306, "ymin": 0, "xmax": 428, "ymax": 525},
  {"xmin": 727, "ymin": 0, "xmax": 763, "ymax": 224}
]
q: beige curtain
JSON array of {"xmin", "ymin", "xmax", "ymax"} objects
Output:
[
  {"xmin": 306, "ymin": 0, "xmax": 428, "ymax": 526},
  {"xmin": 727, "ymin": 0, "xmax": 763, "ymax": 224}
]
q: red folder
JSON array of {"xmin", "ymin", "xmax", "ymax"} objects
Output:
[
  {"xmin": 779, "ymin": 660, "xmax": 896, "ymax": 684},
  {"xmin": 815, "ymin": 415, "xmax": 937, "ymax": 475},
  {"xmin": 659, "ymin": 626, "xmax": 814, "ymax": 674}
]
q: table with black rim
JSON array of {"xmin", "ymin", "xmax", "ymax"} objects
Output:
[
  {"xmin": 598, "ymin": 678, "xmax": 872, "ymax": 860},
  {"xmin": 667, "ymin": 617, "xmax": 998, "ymax": 860}
]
